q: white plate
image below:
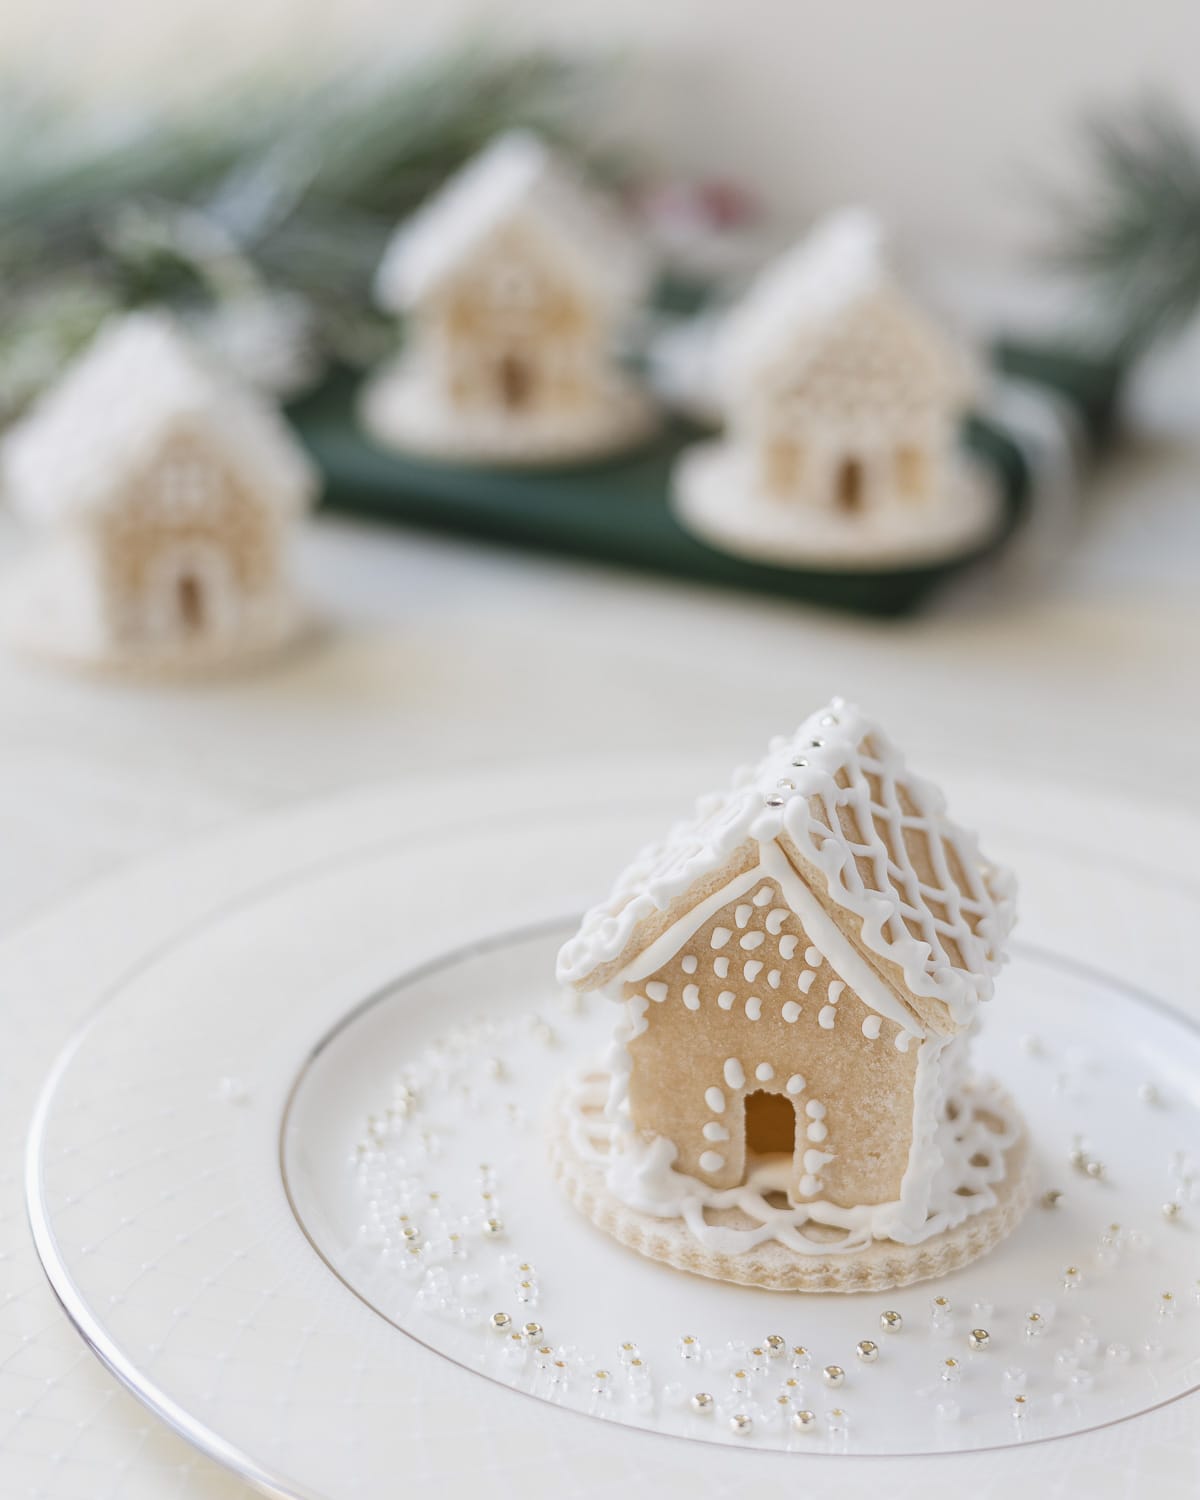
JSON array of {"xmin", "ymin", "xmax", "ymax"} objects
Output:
[{"xmin": 17, "ymin": 768, "xmax": 1200, "ymax": 1497}]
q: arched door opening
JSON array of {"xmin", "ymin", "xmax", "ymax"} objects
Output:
[
  {"xmin": 177, "ymin": 572, "xmax": 205, "ymax": 634},
  {"xmin": 498, "ymin": 353, "xmax": 533, "ymax": 410},
  {"xmin": 836, "ymin": 457, "xmax": 865, "ymax": 514},
  {"xmin": 744, "ymin": 1090, "xmax": 798, "ymax": 1161}
]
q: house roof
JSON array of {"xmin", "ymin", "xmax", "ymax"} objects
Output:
[
  {"xmin": 719, "ymin": 208, "xmax": 973, "ymax": 413},
  {"xmin": 3, "ymin": 311, "xmax": 319, "ymax": 526},
  {"xmin": 373, "ymin": 130, "xmax": 649, "ymax": 315},
  {"xmin": 556, "ymin": 700, "xmax": 1015, "ymax": 1033}
]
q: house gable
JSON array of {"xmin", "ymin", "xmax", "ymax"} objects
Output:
[{"xmin": 624, "ymin": 871, "xmax": 920, "ymax": 1209}]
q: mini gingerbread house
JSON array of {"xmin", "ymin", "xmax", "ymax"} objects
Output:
[
  {"xmin": 2, "ymin": 311, "xmax": 317, "ymax": 669},
  {"xmin": 723, "ymin": 209, "xmax": 971, "ymax": 513},
  {"xmin": 360, "ymin": 130, "xmax": 654, "ymax": 463},
  {"xmin": 672, "ymin": 212, "xmax": 999, "ymax": 568},
  {"xmin": 555, "ymin": 701, "xmax": 1028, "ymax": 1289}
]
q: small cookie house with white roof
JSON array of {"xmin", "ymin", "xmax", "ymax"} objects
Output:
[
  {"xmin": 555, "ymin": 702, "xmax": 1028, "ymax": 1288},
  {"xmin": 2, "ymin": 311, "xmax": 317, "ymax": 669},
  {"xmin": 672, "ymin": 211, "xmax": 999, "ymax": 568},
  {"xmin": 360, "ymin": 130, "xmax": 655, "ymax": 463}
]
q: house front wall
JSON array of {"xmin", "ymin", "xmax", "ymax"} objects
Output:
[
  {"xmin": 420, "ymin": 222, "xmax": 604, "ymax": 413},
  {"xmin": 623, "ymin": 872, "xmax": 920, "ymax": 1210},
  {"xmin": 94, "ymin": 428, "xmax": 280, "ymax": 642}
]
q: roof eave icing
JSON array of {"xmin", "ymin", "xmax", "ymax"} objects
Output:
[{"xmin": 556, "ymin": 700, "xmax": 1016, "ymax": 1030}]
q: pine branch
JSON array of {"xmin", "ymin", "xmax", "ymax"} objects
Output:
[
  {"xmin": 0, "ymin": 48, "xmax": 616, "ymax": 411},
  {"xmin": 1047, "ymin": 98, "xmax": 1200, "ymax": 359}
]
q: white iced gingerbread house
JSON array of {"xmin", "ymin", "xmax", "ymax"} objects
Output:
[
  {"xmin": 555, "ymin": 702, "xmax": 1028, "ymax": 1285},
  {"xmin": 2, "ymin": 311, "xmax": 318, "ymax": 668},
  {"xmin": 360, "ymin": 130, "xmax": 655, "ymax": 463},
  {"xmin": 673, "ymin": 211, "xmax": 999, "ymax": 567}
]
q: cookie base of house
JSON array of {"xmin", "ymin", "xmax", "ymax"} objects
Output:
[
  {"xmin": 358, "ymin": 362, "xmax": 658, "ymax": 468},
  {"xmin": 1, "ymin": 554, "xmax": 312, "ymax": 678},
  {"xmin": 550, "ymin": 1089, "xmax": 1032, "ymax": 1293},
  {"xmin": 672, "ymin": 441, "xmax": 1003, "ymax": 572}
]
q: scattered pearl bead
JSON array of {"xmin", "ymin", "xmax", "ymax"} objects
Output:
[
  {"xmin": 765, "ymin": 1333, "xmax": 786, "ymax": 1358},
  {"xmin": 489, "ymin": 1311, "xmax": 511, "ymax": 1333},
  {"xmin": 792, "ymin": 1408, "xmax": 816, "ymax": 1431},
  {"xmin": 678, "ymin": 1335, "xmax": 700, "ymax": 1362},
  {"xmin": 1025, "ymin": 1312, "xmax": 1047, "ymax": 1338},
  {"xmin": 940, "ymin": 1358, "xmax": 961, "ymax": 1383},
  {"xmin": 880, "ymin": 1310, "xmax": 903, "ymax": 1333},
  {"xmin": 968, "ymin": 1328, "xmax": 990, "ymax": 1351},
  {"xmin": 790, "ymin": 1345, "xmax": 811, "ymax": 1371},
  {"xmin": 823, "ymin": 1364, "xmax": 845, "ymax": 1388},
  {"xmin": 1012, "ymin": 1394, "xmax": 1029, "ymax": 1420},
  {"xmin": 1062, "ymin": 1265, "xmax": 1083, "ymax": 1291},
  {"xmin": 729, "ymin": 1413, "xmax": 753, "ymax": 1436},
  {"xmin": 690, "ymin": 1391, "xmax": 713, "ymax": 1413},
  {"xmin": 855, "ymin": 1340, "xmax": 879, "ymax": 1363}
]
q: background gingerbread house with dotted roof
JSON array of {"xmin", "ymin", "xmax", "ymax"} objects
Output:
[
  {"xmin": 363, "ymin": 130, "xmax": 653, "ymax": 461},
  {"xmin": 3, "ymin": 311, "xmax": 316, "ymax": 664},
  {"xmin": 720, "ymin": 209, "xmax": 974, "ymax": 517}
]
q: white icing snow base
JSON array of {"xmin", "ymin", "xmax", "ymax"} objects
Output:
[
  {"xmin": 672, "ymin": 440, "xmax": 1002, "ymax": 570},
  {"xmin": 358, "ymin": 361, "xmax": 657, "ymax": 467},
  {"xmin": 278, "ymin": 928, "xmax": 1200, "ymax": 1457},
  {"xmin": 1, "ymin": 548, "xmax": 309, "ymax": 675},
  {"xmin": 561, "ymin": 1062, "xmax": 1020, "ymax": 1255}
]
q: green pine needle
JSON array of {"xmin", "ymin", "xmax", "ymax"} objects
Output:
[{"xmin": 1048, "ymin": 98, "xmax": 1200, "ymax": 359}]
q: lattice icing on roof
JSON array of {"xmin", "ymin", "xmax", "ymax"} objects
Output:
[
  {"xmin": 557, "ymin": 699, "xmax": 1015, "ymax": 1029},
  {"xmin": 373, "ymin": 129, "xmax": 649, "ymax": 315},
  {"xmin": 3, "ymin": 311, "xmax": 318, "ymax": 525}
]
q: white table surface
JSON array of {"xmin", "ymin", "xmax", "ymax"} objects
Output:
[{"xmin": 0, "ymin": 430, "xmax": 1197, "ymax": 1497}]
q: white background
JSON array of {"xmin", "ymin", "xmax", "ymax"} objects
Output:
[{"xmin": 6, "ymin": 0, "xmax": 1200, "ymax": 262}]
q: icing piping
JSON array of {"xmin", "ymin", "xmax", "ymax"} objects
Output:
[{"xmin": 556, "ymin": 700, "xmax": 1016, "ymax": 1030}]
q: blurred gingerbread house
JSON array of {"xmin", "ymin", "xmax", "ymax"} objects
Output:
[
  {"xmin": 673, "ymin": 210, "xmax": 1000, "ymax": 567},
  {"xmin": 2, "ymin": 312, "xmax": 317, "ymax": 670},
  {"xmin": 360, "ymin": 130, "xmax": 655, "ymax": 464}
]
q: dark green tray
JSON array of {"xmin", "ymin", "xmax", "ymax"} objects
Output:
[{"xmin": 290, "ymin": 342, "xmax": 1120, "ymax": 618}]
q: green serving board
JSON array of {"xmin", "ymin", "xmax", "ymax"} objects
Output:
[{"xmin": 290, "ymin": 342, "xmax": 1120, "ymax": 618}]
